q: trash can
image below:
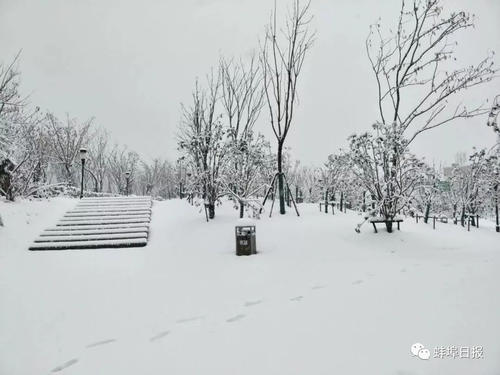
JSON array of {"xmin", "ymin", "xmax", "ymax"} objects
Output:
[{"xmin": 235, "ymin": 221, "xmax": 257, "ymax": 256}]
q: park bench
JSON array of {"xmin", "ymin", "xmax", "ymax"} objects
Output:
[{"xmin": 369, "ymin": 218, "xmax": 403, "ymax": 233}]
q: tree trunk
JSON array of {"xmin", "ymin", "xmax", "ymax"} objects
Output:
[
  {"xmin": 324, "ymin": 188, "xmax": 329, "ymax": 213},
  {"xmin": 385, "ymin": 220, "xmax": 393, "ymax": 233},
  {"xmin": 65, "ymin": 164, "xmax": 73, "ymax": 186},
  {"xmin": 460, "ymin": 205, "xmax": 466, "ymax": 227},
  {"xmin": 6, "ymin": 181, "xmax": 14, "ymax": 201},
  {"xmin": 424, "ymin": 202, "xmax": 431, "ymax": 224},
  {"xmin": 470, "ymin": 214, "xmax": 476, "ymax": 227},
  {"xmin": 239, "ymin": 200, "xmax": 244, "ymax": 219},
  {"xmin": 277, "ymin": 141, "xmax": 286, "ymax": 215},
  {"xmin": 495, "ymin": 183, "xmax": 499, "ymax": 233},
  {"xmin": 340, "ymin": 191, "xmax": 344, "ymax": 212},
  {"xmin": 208, "ymin": 203, "xmax": 215, "ymax": 219}
]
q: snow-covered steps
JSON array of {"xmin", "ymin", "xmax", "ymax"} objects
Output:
[
  {"xmin": 44, "ymin": 224, "xmax": 149, "ymax": 232},
  {"xmin": 29, "ymin": 238, "xmax": 148, "ymax": 250},
  {"xmin": 29, "ymin": 196, "xmax": 153, "ymax": 251}
]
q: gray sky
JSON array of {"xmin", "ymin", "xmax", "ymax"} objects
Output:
[{"xmin": 1, "ymin": 0, "xmax": 499, "ymax": 167}]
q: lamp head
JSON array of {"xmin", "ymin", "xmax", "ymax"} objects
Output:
[{"xmin": 79, "ymin": 148, "xmax": 88, "ymax": 161}]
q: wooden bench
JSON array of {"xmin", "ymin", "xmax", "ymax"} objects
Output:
[{"xmin": 369, "ymin": 218, "xmax": 403, "ymax": 233}]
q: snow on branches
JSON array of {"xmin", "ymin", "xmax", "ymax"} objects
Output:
[
  {"xmin": 178, "ymin": 73, "xmax": 229, "ymax": 219},
  {"xmin": 366, "ymin": 0, "xmax": 497, "ymax": 144},
  {"xmin": 348, "ymin": 121, "xmax": 426, "ymax": 231}
]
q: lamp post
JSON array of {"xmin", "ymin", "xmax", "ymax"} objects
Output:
[
  {"xmin": 186, "ymin": 172, "xmax": 191, "ymax": 203},
  {"xmin": 79, "ymin": 148, "xmax": 87, "ymax": 199},
  {"xmin": 177, "ymin": 156, "xmax": 185, "ymax": 199},
  {"xmin": 125, "ymin": 171, "xmax": 131, "ymax": 196}
]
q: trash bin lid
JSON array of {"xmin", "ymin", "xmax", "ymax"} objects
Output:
[{"xmin": 236, "ymin": 218, "xmax": 256, "ymax": 227}]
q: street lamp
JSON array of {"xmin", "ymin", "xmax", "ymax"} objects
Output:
[
  {"xmin": 125, "ymin": 171, "xmax": 131, "ymax": 196},
  {"xmin": 186, "ymin": 172, "xmax": 192, "ymax": 203},
  {"xmin": 79, "ymin": 148, "xmax": 87, "ymax": 199},
  {"xmin": 177, "ymin": 156, "xmax": 185, "ymax": 199}
]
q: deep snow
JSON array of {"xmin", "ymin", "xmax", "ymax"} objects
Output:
[{"xmin": 0, "ymin": 197, "xmax": 499, "ymax": 375}]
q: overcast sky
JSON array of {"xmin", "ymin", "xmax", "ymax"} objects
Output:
[{"xmin": 1, "ymin": 0, "xmax": 499, "ymax": 167}]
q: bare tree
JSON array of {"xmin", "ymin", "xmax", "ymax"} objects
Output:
[
  {"xmin": 366, "ymin": 0, "xmax": 497, "ymax": 144},
  {"xmin": 348, "ymin": 129, "xmax": 426, "ymax": 232},
  {"xmin": 86, "ymin": 127, "xmax": 110, "ymax": 192},
  {"xmin": 486, "ymin": 95, "xmax": 500, "ymax": 232},
  {"xmin": 0, "ymin": 52, "xmax": 43, "ymax": 202},
  {"xmin": 178, "ymin": 73, "xmax": 228, "ymax": 219},
  {"xmin": 260, "ymin": 0, "xmax": 314, "ymax": 215},
  {"xmin": 414, "ymin": 165, "xmax": 439, "ymax": 223},
  {"xmin": 319, "ymin": 153, "xmax": 350, "ymax": 213},
  {"xmin": 220, "ymin": 55, "xmax": 264, "ymax": 142},
  {"xmin": 0, "ymin": 52, "xmax": 25, "ymax": 202},
  {"xmin": 107, "ymin": 144, "xmax": 140, "ymax": 194},
  {"xmin": 0, "ymin": 51, "xmax": 26, "ymax": 137},
  {"xmin": 220, "ymin": 54, "xmax": 268, "ymax": 217},
  {"xmin": 45, "ymin": 113, "xmax": 93, "ymax": 186},
  {"xmin": 353, "ymin": 0, "xmax": 497, "ymax": 232},
  {"xmin": 138, "ymin": 158, "xmax": 176, "ymax": 198},
  {"xmin": 331, "ymin": 153, "xmax": 353, "ymax": 210},
  {"xmin": 296, "ymin": 165, "xmax": 320, "ymax": 203},
  {"xmin": 448, "ymin": 149, "xmax": 487, "ymax": 226}
]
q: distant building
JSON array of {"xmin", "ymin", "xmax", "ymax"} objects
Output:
[{"xmin": 443, "ymin": 163, "xmax": 459, "ymax": 178}]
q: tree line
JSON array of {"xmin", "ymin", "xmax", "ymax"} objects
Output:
[
  {"xmin": 1, "ymin": 0, "xmax": 499, "ymax": 231},
  {"xmin": 0, "ymin": 53, "xmax": 183, "ymax": 207}
]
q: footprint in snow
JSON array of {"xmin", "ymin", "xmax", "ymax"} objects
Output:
[
  {"xmin": 176, "ymin": 316, "xmax": 205, "ymax": 324},
  {"xmin": 352, "ymin": 280, "xmax": 364, "ymax": 285},
  {"xmin": 51, "ymin": 358, "xmax": 78, "ymax": 372},
  {"xmin": 311, "ymin": 285, "xmax": 326, "ymax": 290},
  {"xmin": 86, "ymin": 339, "xmax": 116, "ymax": 348},
  {"xmin": 400, "ymin": 268, "xmax": 407, "ymax": 273},
  {"xmin": 226, "ymin": 314, "xmax": 246, "ymax": 323},
  {"xmin": 150, "ymin": 330, "xmax": 170, "ymax": 342},
  {"xmin": 290, "ymin": 296, "xmax": 303, "ymax": 302},
  {"xmin": 244, "ymin": 300, "xmax": 262, "ymax": 307}
]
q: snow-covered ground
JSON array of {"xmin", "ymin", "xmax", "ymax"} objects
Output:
[{"xmin": 1, "ymin": 197, "xmax": 499, "ymax": 375}]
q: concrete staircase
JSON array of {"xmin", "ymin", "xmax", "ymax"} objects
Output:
[{"xmin": 29, "ymin": 196, "xmax": 152, "ymax": 250}]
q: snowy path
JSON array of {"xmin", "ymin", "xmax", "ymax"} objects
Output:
[
  {"xmin": 1, "ymin": 198, "xmax": 499, "ymax": 374},
  {"xmin": 28, "ymin": 196, "xmax": 152, "ymax": 250}
]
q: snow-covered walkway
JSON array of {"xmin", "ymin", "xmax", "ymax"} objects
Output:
[{"xmin": 0, "ymin": 198, "xmax": 499, "ymax": 374}]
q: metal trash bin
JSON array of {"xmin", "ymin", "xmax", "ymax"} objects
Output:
[{"xmin": 235, "ymin": 222, "xmax": 257, "ymax": 256}]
